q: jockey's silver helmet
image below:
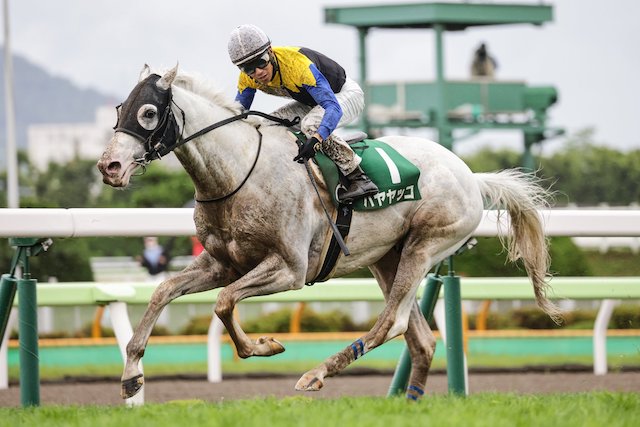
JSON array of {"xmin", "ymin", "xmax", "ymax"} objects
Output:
[{"xmin": 228, "ymin": 24, "xmax": 271, "ymax": 66}]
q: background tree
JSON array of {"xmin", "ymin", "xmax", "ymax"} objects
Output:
[
  {"xmin": 538, "ymin": 129, "xmax": 640, "ymax": 206},
  {"xmin": 462, "ymin": 128, "xmax": 640, "ymax": 207}
]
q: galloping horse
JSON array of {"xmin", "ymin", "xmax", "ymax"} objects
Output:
[{"xmin": 97, "ymin": 64, "xmax": 561, "ymax": 400}]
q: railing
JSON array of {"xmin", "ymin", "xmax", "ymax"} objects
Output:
[
  {"xmin": 1, "ymin": 208, "xmax": 639, "ymax": 405},
  {"xmin": 3, "ymin": 277, "xmax": 638, "ymax": 384},
  {"xmin": 2, "ymin": 208, "xmax": 640, "ymax": 238}
]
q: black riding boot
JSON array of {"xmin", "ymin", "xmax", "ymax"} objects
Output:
[{"xmin": 339, "ymin": 166, "xmax": 379, "ymax": 203}]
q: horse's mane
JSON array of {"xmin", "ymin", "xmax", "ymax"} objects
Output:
[
  {"xmin": 171, "ymin": 70, "xmax": 244, "ymax": 115},
  {"xmin": 149, "ymin": 66, "xmax": 283, "ymax": 129}
]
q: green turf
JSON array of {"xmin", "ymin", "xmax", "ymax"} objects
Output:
[{"xmin": 0, "ymin": 393, "xmax": 637, "ymax": 427}]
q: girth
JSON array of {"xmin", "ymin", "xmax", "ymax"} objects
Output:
[{"xmin": 306, "ymin": 202, "xmax": 353, "ymax": 285}]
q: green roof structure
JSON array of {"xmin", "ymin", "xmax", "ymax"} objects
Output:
[
  {"xmin": 325, "ymin": 2, "xmax": 552, "ymax": 29},
  {"xmin": 324, "ymin": 2, "xmax": 563, "ymax": 169}
]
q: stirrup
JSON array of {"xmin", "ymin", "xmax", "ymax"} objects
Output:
[{"xmin": 339, "ymin": 180, "xmax": 379, "ymax": 203}]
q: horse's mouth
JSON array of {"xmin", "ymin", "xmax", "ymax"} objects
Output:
[{"xmin": 100, "ymin": 161, "xmax": 139, "ymax": 188}]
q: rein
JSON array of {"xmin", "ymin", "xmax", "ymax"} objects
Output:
[
  {"xmin": 133, "ymin": 108, "xmax": 300, "ymax": 165},
  {"xmin": 118, "ymin": 82, "xmax": 299, "ymax": 201},
  {"xmin": 195, "ymin": 126, "xmax": 262, "ymax": 203},
  {"xmin": 175, "ymin": 110, "xmax": 299, "ymax": 203},
  {"xmin": 170, "ymin": 110, "xmax": 299, "ymax": 160}
]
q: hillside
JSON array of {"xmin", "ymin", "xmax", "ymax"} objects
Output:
[{"xmin": 0, "ymin": 47, "xmax": 116, "ymax": 163}]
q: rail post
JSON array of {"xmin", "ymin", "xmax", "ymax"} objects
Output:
[
  {"xmin": 0, "ymin": 275, "xmax": 17, "ymax": 347},
  {"xmin": 442, "ymin": 255, "xmax": 466, "ymax": 395},
  {"xmin": 0, "ymin": 237, "xmax": 52, "ymax": 407}
]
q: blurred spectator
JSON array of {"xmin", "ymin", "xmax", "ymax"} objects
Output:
[
  {"xmin": 471, "ymin": 42, "xmax": 498, "ymax": 78},
  {"xmin": 137, "ymin": 237, "xmax": 169, "ymax": 280}
]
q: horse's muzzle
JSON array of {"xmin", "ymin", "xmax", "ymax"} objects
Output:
[{"xmin": 97, "ymin": 156, "xmax": 129, "ymax": 187}]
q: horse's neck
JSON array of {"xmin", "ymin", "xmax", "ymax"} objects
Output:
[{"xmin": 170, "ymin": 86, "xmax": 262, "ymax": 201}]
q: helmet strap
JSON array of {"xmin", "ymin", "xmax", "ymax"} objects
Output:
[{"xmin": 271, "ymin": 50, "xmax": 283, "ymax": 87}]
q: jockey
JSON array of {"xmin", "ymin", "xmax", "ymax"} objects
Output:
[{"xmin": 227, "ymin": 24, "xmax": 379, "ymax": 203}]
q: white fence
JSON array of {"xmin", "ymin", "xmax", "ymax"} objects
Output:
[
  {"xmin": 2, "ymin": 208, "xmax": 640, "ymax": 238},
  {"xmin": 1, "ymin": 208, "xmax": 639, "ymax": 405}
]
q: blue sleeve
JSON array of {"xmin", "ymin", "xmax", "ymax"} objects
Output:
[
  {"xmin": 235, "ymin": 87, "xmax": 256, "ymax": 110},
  {"xmin": 305, "ymin": 65, "xmax": 342, "ymax": 140}
]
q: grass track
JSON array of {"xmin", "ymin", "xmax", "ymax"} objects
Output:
[{"xmin": 0, "ymin": 392, "xmax": 637, "ymax": 427}]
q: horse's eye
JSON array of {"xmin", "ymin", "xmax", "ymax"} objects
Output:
[{"xmin": 137, "ymin": 104, "xmax": 159, "ymax": 130}]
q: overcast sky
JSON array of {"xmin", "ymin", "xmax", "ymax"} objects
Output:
[{"xmin": 3, "ymin": 0, "xmax": 639, "ymax": 155}]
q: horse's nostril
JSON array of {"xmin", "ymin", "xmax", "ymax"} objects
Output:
[{"xmin": 107, "ymin": 161, "xmax": 121, "ymax": 173}]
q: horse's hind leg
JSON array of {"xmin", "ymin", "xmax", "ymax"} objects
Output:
[
  {"xmin": 403, "ymin": 303, "xmax": 437, "ymax": 400},
  {"xmin": 295, "ymin": 245, "xmax": 437, "ymax": 395},
  {"xmin": 121, "ymin": 252, "xmax": 233, "ymax": 399},
  {"xmin": 369, "ymin": 250, "xmax": 436, "ymax": 400},
  {"xmin": 296, "ymin": 222, "xmax": 468, "ymax": 393}
]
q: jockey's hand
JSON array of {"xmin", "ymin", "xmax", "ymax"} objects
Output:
[{"xmin": 294, "ymin": 136, "xmax": 321, "ymax": 163}]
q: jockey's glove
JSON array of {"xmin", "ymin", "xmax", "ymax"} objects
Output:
[{"xmin": 294, "ymin": 136, "xmax": 321, "ymax": 163}]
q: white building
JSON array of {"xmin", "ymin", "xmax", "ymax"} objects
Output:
[
  {"xmin": 27, "ymin": 106, "xmax": 116, "ymax": 171},
  {"xmin": 27, "ymin": 106, "xmax": 180, "ymax": 170}
]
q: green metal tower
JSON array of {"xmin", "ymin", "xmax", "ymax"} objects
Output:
[{"xmin": 325, "ymin": 1, "xmax": 563, "ymax": 169}]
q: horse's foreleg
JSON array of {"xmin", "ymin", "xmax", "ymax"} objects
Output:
[
  {"xmin": 121, "ymin": 255, "xmax": 231, "ymax": 399},
  {"xmin": 214, "ymin": 255, "xmax": 300, "ymax": 359}
]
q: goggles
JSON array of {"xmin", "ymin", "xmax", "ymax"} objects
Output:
[{"xmin": 239, "ymin": 51, "xmax": 270, "ymax": 76}]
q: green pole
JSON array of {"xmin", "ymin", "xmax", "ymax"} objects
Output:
[
  {"xmin": 5, "ymin": 238, "xmax": 48, "ymax": 407},
  {"xmin": 522, "ymin": 132, "xmax": 543, "ymax": 171},
  {"xmin": 357, "ymin": 26, "xmax": 370, "ymax": 135},
  {"xmin": 442, "ymin": 256, "xmax": 466, "ymax": 395},
  {"xmin": 0, "ymin": 274, "xmax": 18, "ymax": 342},
  {"xmin": 0, "ymin": 244, "xmax": 22, "ymax": 346},
  {"xmin": 387, "ymin": 271, "xmax": 443, "ymax": 396},
  {"xmin": 433, "ymin": 23, "xmax": 452, "ymax": 150},
  {"xmin": 18, "ymin": 276, "xmax": 39, "ymax": 406}
]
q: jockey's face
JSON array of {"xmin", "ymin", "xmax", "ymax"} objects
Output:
[
  {"xmin": 241, "ymin": 50, "xmax": 273, "ymax": 85},
  {"xmin": 248, "ymin": 60, "xmax": 273, "ymax": 85}
]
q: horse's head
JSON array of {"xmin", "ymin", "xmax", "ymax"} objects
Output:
[{"xmin": 97, "ymin": 64, "xmax": 179, "ymax": 187}]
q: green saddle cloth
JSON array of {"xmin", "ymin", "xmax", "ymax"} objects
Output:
[{"xmin": 314, "ymin": 139, "xmax": 422, "ymax": 211}]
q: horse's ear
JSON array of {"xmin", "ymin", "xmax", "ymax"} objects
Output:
[
  {"xmin": 139, "ymin": 64, "xmax": 152, "ymax": 82},
  {"xmin": 157, "ymin": 63, "xmax": 179, "ymax": 90}
]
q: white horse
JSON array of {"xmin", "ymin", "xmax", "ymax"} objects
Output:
[{"xmin": 97, "ymin": 64, "xmax": 561, "ymax": 400}]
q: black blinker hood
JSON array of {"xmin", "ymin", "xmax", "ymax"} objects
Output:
[{"xmin": 115, "ymin": 74, "xmax": 171, "ymax": 141}]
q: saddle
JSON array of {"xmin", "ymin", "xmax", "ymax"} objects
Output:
[
  {"xmin": 314, "ymin": 137, "xmax": 422, "ymax": 211},
  {"xmin": 298, "ymin": 132, "xmax": 423, "ymax": 285}
]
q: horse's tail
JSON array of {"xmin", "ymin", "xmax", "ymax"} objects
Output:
[{"xmin": 474, "ymin": 169, "xmax": 563, "ymax": 324}]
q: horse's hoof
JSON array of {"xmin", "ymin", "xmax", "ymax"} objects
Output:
[
  {"xmin": 254, "ymin": 336, "xmax": 285, "ymax": 356},
  {"xmin": 295, "ymin": 373, "xmax": 324, "ymax": 391},
  {"xmin": 121, "ymin": 374, "xmax": 144, "ymax": 399}
]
